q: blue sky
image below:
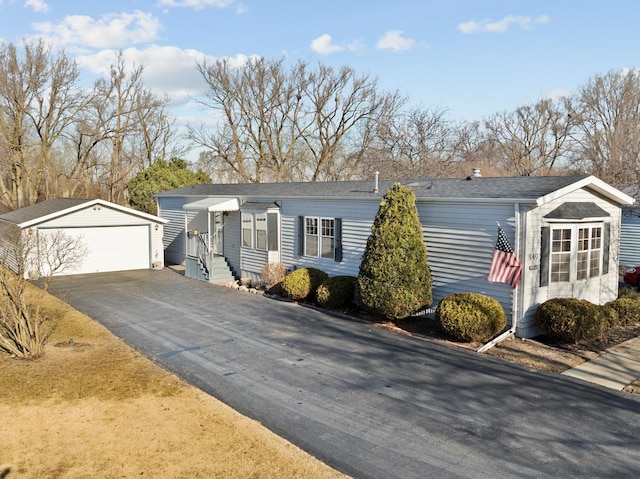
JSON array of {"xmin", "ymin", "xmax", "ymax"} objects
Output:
[{"xmin": 1, "ymin": 0, "xmax": 639, "ymax": 129}]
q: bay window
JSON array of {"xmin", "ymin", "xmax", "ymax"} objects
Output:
[{"xmin": 544, "ymin": 223, "xmax": 607, "ymax": 284}]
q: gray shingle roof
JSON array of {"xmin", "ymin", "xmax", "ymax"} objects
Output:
[
  {"xmin": 155, "ymin": 175, "xmax": 592, "ymax": 201},
  {"xmin": 0, "ymin": 198, "xmax": 92, "ymax": 225},
  {"xmin": 544, "ymin": 202, "xmax": 610, "ymax": 219}
]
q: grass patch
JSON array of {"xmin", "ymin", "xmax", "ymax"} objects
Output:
[{"xmin": 0, "ymin": 293, "xmax": 348, "ymax": 479}]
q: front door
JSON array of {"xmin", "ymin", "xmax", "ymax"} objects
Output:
[{"xmin": 212, "ymin": 212, "xmax": 224, "ymax": 254}]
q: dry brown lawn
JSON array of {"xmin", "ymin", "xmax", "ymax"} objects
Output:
[{"xmin": 0, "ymin": 294, "xmax": 349, "ymax": 479}]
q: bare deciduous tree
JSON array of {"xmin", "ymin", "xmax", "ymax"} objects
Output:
[
  {"xmin": 190, "ymin": 57, "xmax": 404, "ymax": 183},
  {"xmin": 567, "ymin": 69, "xmax": 640, "ymax": 186},
  {"xmin": 362, "ymin": 106, "xmax": 463, "ymax": 179},
  {"xmin": 0, "ymin": 43, "xmax": 177, "ymax": 209},
  {"xmin": 483, "ymin": 98, "xmax": 575, "ymax": 176},
  {"xmin": 0, "ymin": 224, "xmax": 87, "ymax": 358},
  {"xmin": 88, "ymin": 53, "xmax": 173, "ymax": 203}
]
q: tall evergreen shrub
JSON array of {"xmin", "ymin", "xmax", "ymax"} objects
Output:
[{"xmin": 355, "ymin": 183, "xmax": 432, "ymax": 319}]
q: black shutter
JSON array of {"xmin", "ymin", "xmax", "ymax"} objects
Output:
[
  {"xmin": 602, "ymin": 222, "xmax": 610, "ymax": 275},
  {"xmin": 334, "ymin": 218, "xmax": 343, "ymax": 262},
  {"xmin": 267, "ymin": 213, "xmax": 278, "ymax": 251},
  {"xmin": 298, "ymin": 216, "xmax": 304, "ymax": 256},
  {"xmin": 540, "ymin": 226, "xmax": 550, "ymax": 287}
]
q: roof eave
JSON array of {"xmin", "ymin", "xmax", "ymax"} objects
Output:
[
  {"xmin": 19, "ymin": 199, "xmax": 168, "ymax": 228},
  {"xmin": 536, "ymin": 175, "xmax": 636, "ymax": 207}
]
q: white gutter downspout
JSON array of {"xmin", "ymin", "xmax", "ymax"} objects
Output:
[
  {"xmin": 184, "ymin": 210, "xmax": 188, "ymax": 259},
  {"xmin": 477, "ymin": 203, "xmax": 521, "ymax": 353}
]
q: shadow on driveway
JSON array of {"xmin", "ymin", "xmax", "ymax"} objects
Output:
[{"xmin": 49, "ymin": 269, "xmax": 640, "ymax": 479}]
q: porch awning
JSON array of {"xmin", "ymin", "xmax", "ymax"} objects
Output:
[{"xmin": 182, "ymin": 197, "xmax": 240, "ymax": 212}]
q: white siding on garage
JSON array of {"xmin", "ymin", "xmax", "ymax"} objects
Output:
[
  {"xmin": 42, "ymin": 225, "xmax": 150, "ymax": 274},
  {"xmin": 42, "ymin": 204, "xmax": 151, "ymax": 227}
]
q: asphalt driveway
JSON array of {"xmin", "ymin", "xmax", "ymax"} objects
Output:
[{"xmin": 49, "ymin": 269, "xmax": 640, "ymax": 479}]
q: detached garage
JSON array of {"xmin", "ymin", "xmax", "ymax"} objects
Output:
[{"xmin": 0, "ymin": 198, "xmax": 167, "ymax": 275}]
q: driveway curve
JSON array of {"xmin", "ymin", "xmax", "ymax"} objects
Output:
[{"xmin": 49, "ymin": 269, "xmax": 640, "ymax": 479}]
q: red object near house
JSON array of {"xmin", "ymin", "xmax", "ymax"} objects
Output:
[{"xmin": 623, "ymin": 266, "xmax": 640, "ymax": 287}]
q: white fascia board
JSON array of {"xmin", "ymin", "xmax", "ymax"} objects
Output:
[
  {"xmin": 19, "ymin": 199, "xmax": 168, "ymax": 229},
  {"xmin": 536, "ymin": 175, "xmax": 636, "ymax": 207}
]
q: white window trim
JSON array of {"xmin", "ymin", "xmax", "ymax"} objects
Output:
[
  {"xmin": 304, "ymin": 216, "xmax": 335, "ymax": 259},
  {"xmin": 241, "ymin": 212, "xmax": 253, "ymax": 248},
  {"xmin": 255, "ymin": 212, "xmax": 267, "ymax": 251},
  {"xmin": 550, "ymin": 222, "xmax": 603, "ymax": 283}
]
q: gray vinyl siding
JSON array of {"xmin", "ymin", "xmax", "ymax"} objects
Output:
[
  {"xmin": 417, "ymin": 202, "xmax": 517, "ymax": 323},
  {"xmin": 154, "ymin": 180, "xmax": 628, "ymax": 340},
  {"xmin": 157, "ymin": 197, "xmax": 189, "ymax": 265},
  {"xmin": 223, "ymin": 211, "xmax": 241, "ymax": 278},
  {"xmin": 280, "ymin": 199, "xmax": 377, "ymax": 277},
  {"xmin": 240, "ymin": 249, "xmax": 269, "ymax": 280},
  {"xmin": 621, "ymin": 215, "xmax": 640, "ymax": 267},
  {"xmin": 279, "ymin": 198, "xmax": 517, "ymax": 325},
  {"xmin": 186, "ymin": 210, "xmax": 208, "ymax": 234}
]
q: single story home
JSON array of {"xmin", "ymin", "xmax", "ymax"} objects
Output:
[
  {"xmin": 0, "ymin": 198, "xmax": 167, "ymax": 276},
  {"xmin": 155, "ymin": 173, "xmax": 635, "ymax": 338}
]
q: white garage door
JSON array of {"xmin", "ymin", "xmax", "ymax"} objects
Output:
[{"xmin": 47, "ymin": 225, "xmax": 150, "ymax": 275}]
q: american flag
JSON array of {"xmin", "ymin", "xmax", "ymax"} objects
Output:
[{"xmin": 488, "ymin": 226, "xmax": 522, "ymax": 288}]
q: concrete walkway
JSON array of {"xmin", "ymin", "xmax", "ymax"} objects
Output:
[{"xmin": 563, "ymin": 337, "xmax": 640, "ymax": 390}]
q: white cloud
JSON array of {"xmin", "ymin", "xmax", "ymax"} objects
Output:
[
  {"xmin": 543, "ymin": 88, "xmax": 571, "ymax": 103},
  {"xmin": 31, "ymin": 10, "xmax": 162, "ymax": 49},
  {"xmin": 25, "ymin": 0, "xmax": 48, "ymax": 13},
  {"xmin": 458, "ymin": 15, "xmax": 550, "ymax": 34},
  {"xmin": 376, "ymin": 30, "xmax": 416, "ymax": 52},
  {"xmin": 155, "ymin": 0, "xmax": 236, "ymax": 9},
  {"xmin": 310, "ymin": 34, "xmax": 345, "ymax": 55},
  {"xmin": 77, "ymin": 45, "xmax": 254, "ymax": 106}
]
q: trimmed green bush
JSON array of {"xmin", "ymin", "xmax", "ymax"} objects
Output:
[
  {"xmin": 534, "ymin": 297, "xmax": 611, "ymax": 343},
  {"xmin": 282, "ymin": 267, "xmax": 329, "ymax": 301},
  {"xmin": 435, "ymin": 292, "xmax": 507, "ymax": 342},
  {"xmin": 601, "ymin": 305, "xmax": 620, "ymax": 329},
  {"xmin": 608, "ymin": 297, "xmax": 640, "ymax": 326},
  {"xmin": 316, "ymin": 276, "xmax": 357, "ymax": 309},
  {"xmin": 356, "ymin": 183, "xmax": 432, "ymax": 319}
]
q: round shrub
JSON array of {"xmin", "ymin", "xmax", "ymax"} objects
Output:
[
  {"xmin": 315, "ymin": 276, "xmax": 357, "ymax": 309},
  {"xmin": 534, "ymin": 297, "xmax": 610, "ymax": 343},
  {"xmin": 608, "ymin": 297, "xmax": 640, "ymax": 326},
  {"xmin": 282, "ymin": 268, "xmax": 329, "ymax": 301},
  {"xmin": 601, "ymin": 305, "xmax": 620, "ymax": 329},
  {"xmin": 435, "ymin": 292, "xmax": 507, "ymax": 342},
  {"xmin": 260, "ymin": 262, "xmax": 287, "ymax": 294}
]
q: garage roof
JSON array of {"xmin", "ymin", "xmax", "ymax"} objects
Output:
[{"xmin": 0, "ymin": 198, "xmax": 168, "ymax": 228}]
